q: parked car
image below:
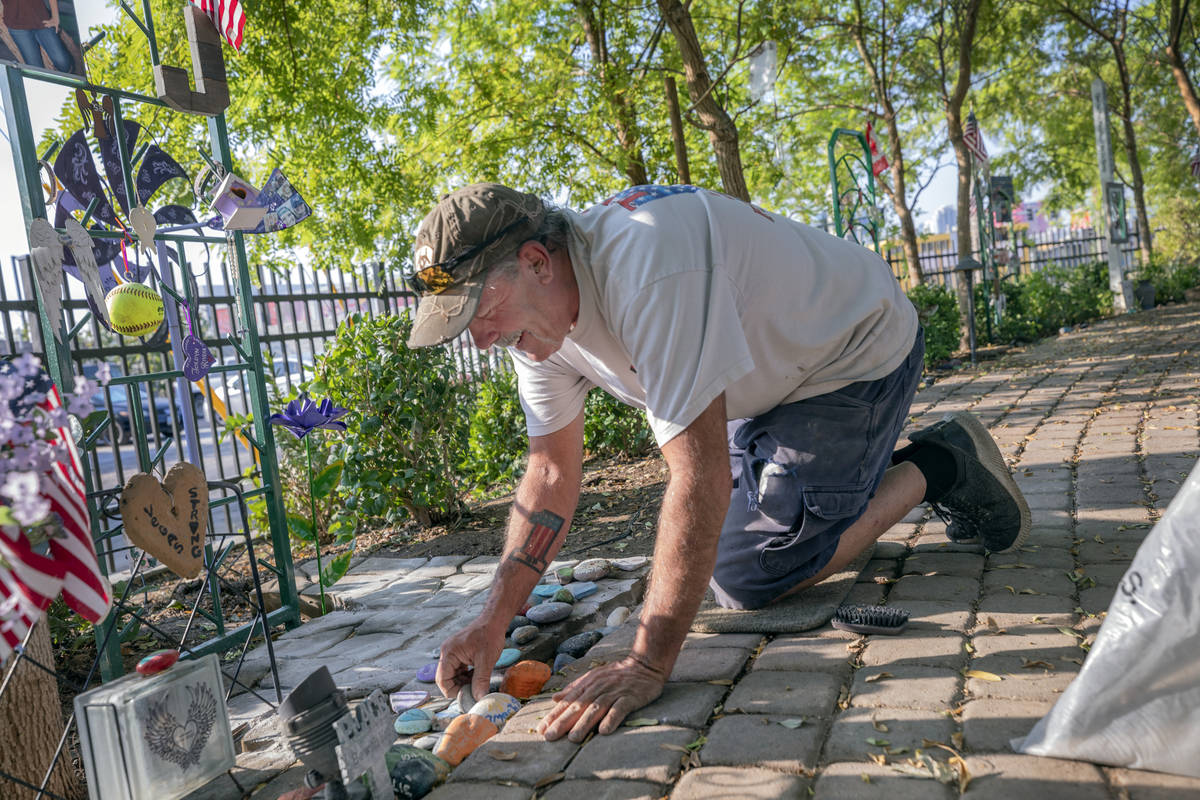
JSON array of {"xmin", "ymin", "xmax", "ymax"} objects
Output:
[
  {"xmin": 208, "ymin": 355, "xmax": 316, "ymax": 418},
  {"xmin": 84, "ymin": 364, "xmax": 184, "ymax": 445}
]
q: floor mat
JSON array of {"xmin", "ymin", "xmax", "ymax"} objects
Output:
[{"xmin": 690, "ymin": 545, "xmax": 874, "ymax": 634}]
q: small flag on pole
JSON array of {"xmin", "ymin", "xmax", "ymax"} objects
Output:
[
  {"xmin": 865, "ymin": 122, "xmax": 890, "ymax": 177},
  {"xmin": 963, "ymin": 111, "xmax": 988, "ymax": 163},
  {"xmin": 190, "ymin": 0, "xmax": 246, "ymax": 51}
]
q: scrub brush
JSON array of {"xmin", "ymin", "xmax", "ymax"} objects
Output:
[{"xmin": 831, "ymin": 604, "xmax": 909, "ymax": 635}]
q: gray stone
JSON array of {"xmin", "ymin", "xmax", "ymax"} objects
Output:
[
  {"xmin": 512, "ymin": 625, "xmax": 539, "ymax": 645},
  {"xmin": 961, "ymin": 698, "xmax": 1054, "ymax": 752},
  {"xmin": 752, "ymin": 634, "xmax": 856, "ymax": 675},
  {"xmin": 636, "ymin": 682, "xmax": 726, "ymax": 728},
  {"xmin": 673, "ymin": 766, "xmax": 810, "ymax": 799},
  {"xmin": 860, "ymin": 630, "xmax": 966, "ymax": 669},
  {"xmin": 565, "ymin": 724, "xmax": 697, "ymax": 784},
  {"xmin": 1108, "ymin": 768, "xmax": 1200, "ymax": 800},
  {"xmin": 723, "ymin": 671, "xmax": 840, "ymax": 717},
  {"xmin": 573, "ymin": 558, "xmax": 612, "ymax": 581},
  {"xmin": 229, "ymin": 743, "xmax": 293, "ymax": 793},
  {"xmin": 700, "ymin": 713, "xmax": 825, "ymax": 772},
  {"xmin": 814, "ymin": 761, "xmax": 955, "ymax": 799},
  {"xmin": 822, "ymin": 706, "xmax": 957, "ymax": 762},
  {"xmin": 425, "ymin": 784, "xmax": 532, "ymax": 800},
  {"xmin": 679, "ymin": 632, "xmax": 765, "ymax": 651},
  {"xmin": 888, "ymin": 574, "xmax": 980, "ymax": 606},
  {"xmin": 182, "ymin": 772, "xmax": 244, "ymax": 800},
  {"xmin": 449, "ymin": 699, "xmax": 580, "ymax": 785},
  {"xmin": 540, "ymin": 779, "xmax": 662, "ymax": 800},
  {"xmin": 558, "ymin": 630, "xmax": 604, "ymax": 658},
  {"xmin": 462, "ymin": 555, "xmax": 502, "ymax": 573},
  {"xmin": 849, "ymin": 665, "xmax": 959, "ymax": 710},
  {"xmin": 528, "ymin": 601, "xmax": 574, "ymax": 624},
  {"xmin": 902, "ymin": 552, "xmax": 986, "ymax": 579},
  {"xmin": 668, "ymin": 647, "xmax": 751, "ymax": 682},
  {"xmin": 960, "ymin": 753, "xmax": 1106, "ymax": 798}
]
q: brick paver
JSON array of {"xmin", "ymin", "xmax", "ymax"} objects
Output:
[{"xmin": 219, "ymin": 305, "xmax": 1200, "ymax": 798}]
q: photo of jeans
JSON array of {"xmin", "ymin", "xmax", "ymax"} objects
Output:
[{"xmin": 9, "ymin": 26, "xmax": 73, "ymax": 72}]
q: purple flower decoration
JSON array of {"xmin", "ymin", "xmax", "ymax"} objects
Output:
[{"xmin": 268, "ymin": 394, "xmax": 349, "ymax": 440}]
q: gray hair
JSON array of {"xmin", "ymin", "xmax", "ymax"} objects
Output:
[{"xmin": 483, "ymin": 206, "xmax": 572, "ymax": 286}]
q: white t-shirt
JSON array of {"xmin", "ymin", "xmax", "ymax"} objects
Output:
[{"xmin": 511, "ymin": 186, "xmax": 918, "ymax": 447}]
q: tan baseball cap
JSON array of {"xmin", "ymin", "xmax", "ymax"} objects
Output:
[{"xmin": 406, "ymin": 183, "xmax": 546, "ymax": 348}]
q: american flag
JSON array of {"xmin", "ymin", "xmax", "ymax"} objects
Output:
[
  {"xmin": 191, "ymin": 0, "xmax": 246, "ymax": 51},
  {"xmin": 865, "ymin": 122, "xmax": 890, "ymax": 177},
  {"xmin": 963, "ymin": 111, "xmax": 988, "ymax": 163},
  {"xmin": 0, "ymin": 363, "xmax": 110, "ymax": 660}
]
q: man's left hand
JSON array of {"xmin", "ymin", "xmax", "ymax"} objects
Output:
[{"xmin": 537, "ymin": 656, "xmax": 666, "ymax": 742}]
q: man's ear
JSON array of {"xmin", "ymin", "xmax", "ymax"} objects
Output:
[{"xmin": 519, "ymin": 240, "xmax": 553, "ymax": 281}]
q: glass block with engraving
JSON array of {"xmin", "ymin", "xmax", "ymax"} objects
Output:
[{"xmin": 74, "ymin": 653, "xmax": 235, "ymax": 800}]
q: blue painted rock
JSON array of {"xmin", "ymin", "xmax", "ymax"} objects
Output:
[
  {"xmin": 468, "ymin": 692, "xmax": 521, "ymax": 727},
  {"xmin": 511, "ymin": 624, "xmax": 539, "ymax": 645},
  {"xmin": 495, "ymin": 648, "xmax": 521, "ymax": 668},
  {"xmin": 531, "ymin": 584, "xmax": 560, "ymax": 598},
  {"xmin": 394, "ymin": 708, "xmax": 434, "ymax": 735},
  {"xmin": 606, "ymin": 606, "xmax": 631, "ymax": 628},
  {"xmin": 526, "ymin": 602, "xmax": 572, "ymax": 624},
  {"xmin": 507, "ymin": 615, "xmax": 533, "ymax": 634},
  {"xmin": 385, "ymin": 745, "xmax": 451, "ymax": 781},
  {"xmin": 551, "ymin": 587, "xmax": 575, "ymax": 604},
  {"xmin": 553, "ymin": 653, "xmax": 577, "ymax": 674},
  {"xmin": 572, "ymin": 558, "xmax": 611, "ymax": 582},
  {"xmin": 565, "ymin": 581, "xmax": 597, "ymax": 600},
  {"xmin": 416, "ymin": 662, "xmax": 438, "ymax": 683},
  {"xmin": 558, "ymin": 630, "xmax": 604, "ymax": 659},
  {"xmin": 390, "ymin": 755, "xmax": 440, "ymax": 799},
  {"xmin": 432, "ymin": 701, "xmax": 462, "ymax": 731},
  {"xmin": 390, "ymin": 690, "xmax": 430, "ymax": 714}
]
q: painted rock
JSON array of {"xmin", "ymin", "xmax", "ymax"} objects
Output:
[
  {"xmin": 526, "ymin": 602, "xmax": 572, "ymax": 624},
  {"xmin": 136, "ymin": 648, "xmax": 180, "ymax": 676},
  {"xmin": 532, "ymin": 584, "xmax": 560, "ymax": 598},
  {"xmin": 565, "ymin": 581, "xmax": 597, "ymax": 600},
  {"xmin": 390, "ymin": 690, "xmax": 430, "ymax": 714},
  {"xmin": 490, "ymin": 673, "xmax": 505, "ymax": 693},
  {"xmin": 495, "ymin": 648, "xmax": 521, "ymax": 668},
  {"xmin": 468, "ymin": 692, "xmax": 521, "ymax": 728},
  {"xmin": 551, "ymin": 587, "xmax": 575, "ymax": 604},
  {"xmin": 555, "ymin": 565, "xmax": 575, "ymax": 584},
  {"xmin": 612, "ymin": 556, "xmax": 649, "ymax": 571},
  {"xmin": 390, "ymin": 756, "xmax": 440, "ymax": 800},
  {"xmin": 416, "ymin": 662, "xmax": 438, "ymax": 683},
  {"xmin": 511, "ymin": 625, "xmax": 539, "ymax": 645},
  {"xmin": 412, "ymin": 734, "xmax": 442, "ymax": 751},
  {"xmin": 606, "ymin": 606, "xmax": 631, "ymax": 628},
  {"xmin": 394, "ymin": 708, "xmax": 434, "ymax": 735},
  {"xmin": 573, "ymin": 558, "xmax": 611, "ymax": 582},
  {"xmin": 500, "ymin": 660, "xmax": 552, "ymax": 699},
  {"xmin": 386, "ymin": 744, "xmax": 451, "ymax": 781},
  {"xmin": 433, "ymin": 713, "xmax": 500, "ymax": 766},
  {"xmin": 552, "ymin": 653, "xmax": 577, "ymax": 674},
  {"xmin": 420, "ymin": 697, "xmax": 453, "ymax": 714},
  {"xmin": 558, "ymin": 630, "xmax": 604, "ymax": 659},
  {"xmin": 507, "ymin": 615, "xmax": 532, "ymax": 635},
  {"xmin": 457, "ymin": 684, "xmax": 476, "ymax": 711},
  {"xmin": 432, "ymin": 699, "xmax": 462, "ymax": 731}
]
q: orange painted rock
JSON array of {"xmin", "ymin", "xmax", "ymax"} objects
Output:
[
  {"xmin": 500, "ymin": 660, "xmax": 552, "ymax": 700},
  {"xmin": 432, "ymin": 713, "xmax": 499, "ymax": 766}
]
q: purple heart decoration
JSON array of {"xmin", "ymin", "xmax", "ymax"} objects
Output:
[{"xmin": 182, "ymin": 334, "xmax": 216, "ymax": 381}]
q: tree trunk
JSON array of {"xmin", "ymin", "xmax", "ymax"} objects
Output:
[
  {"xmin": 1112, "ymin": 42, "xmax": 1153, "ymax": 263},
  {"xmin": 656, "ymin": 0, "xmax": 750, "ymax": 200},
  {"xmin": 574, "ymin": 0, "xmax": 649, "ymax": 186},
  {"xmin": 1166, "ymin": 0, "xmax": 1200, "ymax": 146},
  {"xmin": 0, "ymin": 621, "xmax": 84, "ymax": 799}
]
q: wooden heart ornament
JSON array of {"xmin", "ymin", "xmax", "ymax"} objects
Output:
[{"xmin": 120, "ymin": 463, "xmax": 209, "ymax": 578}]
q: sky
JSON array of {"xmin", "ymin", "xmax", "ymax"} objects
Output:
[{"xmin": 0, "ymin": 4, "xmax": 964, "ymax": 297}]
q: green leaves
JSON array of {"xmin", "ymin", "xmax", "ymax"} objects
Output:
[
  {"xmin": 312, "ymin": 461, "xmax": 344, "ymax": 500},
  {"xmin": 288, "ymin": 514, "xmax": 316, "ymax": 541},
  {"xmin": 320, "ymin": 551, "xmax": 353, "ymax": 588}
]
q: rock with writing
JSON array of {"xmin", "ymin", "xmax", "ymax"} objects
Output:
[
  {"xmin": 390, "ymin": 755, "xmax": 440, "ymax": 800},
  {"xmin": 467, "ymin": 693, "xmax": 520, "ymax": 728},
  {"xmin": 119, "ymin": 462, "xmax": 208, "ymax": 578}
]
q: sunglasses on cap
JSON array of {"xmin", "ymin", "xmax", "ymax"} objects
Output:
[{"xmin": 405, "ymin": 217, "xmax": 532, "ymax": 296}]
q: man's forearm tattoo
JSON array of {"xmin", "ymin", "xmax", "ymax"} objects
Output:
[{"xmin": 510, "ymin": 509, "xmax": 564, "ymax": 573}]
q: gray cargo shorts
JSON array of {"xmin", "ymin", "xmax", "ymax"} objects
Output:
[{"xmin": 709, "ymin": 328, "xmax": 925, "ymax": 609}]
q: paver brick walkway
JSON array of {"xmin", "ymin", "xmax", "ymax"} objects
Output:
[{"xmin": 208, "ymin": 304, "xmax": 1200, "ymax": 799}]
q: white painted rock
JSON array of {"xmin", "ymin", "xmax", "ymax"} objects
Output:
[
  {"xmin": 526, "ymin": 601, "xmax": 572, "ymax": 624},
  {"xmin": 572, "ymin": 558, "xmax": 611, "ymax": 582},
  {"xmin": 511, "ymin": 624, "xmax": 539, "ymax": 645},
  {"xmin": 612, "ymin": 556, "xmax": 649, "ymax": 571},
  {"xmin": 413, "ymin": 734, "xmax": 442, "ymax": 751},
  {"xmin": 606, "ymin": 606, "xmax": 631, "ymax": 628},
  {"xmin": 468, "ymin": 693, "xmax": 521, "ymax": 728}
]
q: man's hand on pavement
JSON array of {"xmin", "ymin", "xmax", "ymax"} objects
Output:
[
  {"xmin": 537, "ymin": 656, "xmax": 666, "ymax": 743},
  {"xmin": 436, "ymin": 620, "xmax": 503, "ymax": 702}
]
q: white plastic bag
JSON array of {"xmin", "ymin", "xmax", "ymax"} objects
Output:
[{"xmin": 1015, "ymin": 459, "xmax": 1200, "ymax": 777}]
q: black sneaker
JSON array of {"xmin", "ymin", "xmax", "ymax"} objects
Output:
[{"xmin": 909, "ymin": 412, "xmax": 1031, "ymax": 553}]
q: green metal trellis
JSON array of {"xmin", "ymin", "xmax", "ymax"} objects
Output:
[
  {"xmin": 2, "ymin": 1, "xmax": 300, "ymax": 681},
  {"xmin": 827, "ymin": 127, "xmax": 881, "ymax": 253}
]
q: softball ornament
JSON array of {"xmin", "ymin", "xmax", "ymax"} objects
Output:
[{"xmin": 105, "ymin": 282, "xmax": 164, "ymax": 337}]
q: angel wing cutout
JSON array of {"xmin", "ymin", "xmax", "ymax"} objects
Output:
[
  {"xmin": 143, "ymin": 695, "xmax": 194, "ymax": 768},
  {"xmin": 63, "ymin": 218, "xmax": 112, "ymax": 329},
  {"xmin": 142, "ymin": 683, "xmax": 218, "ymax": 769},
  {"xmin": 27, "ymin": 219, "xmax": 65, "ymax": 341},
  {"xmin": 129, "ymin": 206, "xmax": 158, "ymax": 261},
  {"xmin": 185, "ymin": 683, "xmax": 218, "ymax": 765}
]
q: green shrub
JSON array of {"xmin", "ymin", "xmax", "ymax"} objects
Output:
[
  {"xmin": 583, "ymin": 389, "xmax": 655, "ymax": 458},
  {"xmin": 1141, "ymin": 260, "xmax": 1200, "ymax": 304},
  {"xmin": 906, "ymin": 283, "xmax": 961, "ymax": 367},
  {"xmin": 307, "ymin": 311, "xmax": 469, "ymax": 528},
  {"xmin": 462, "ymin": 369, "xmax": 527, "ymax": 492}
]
